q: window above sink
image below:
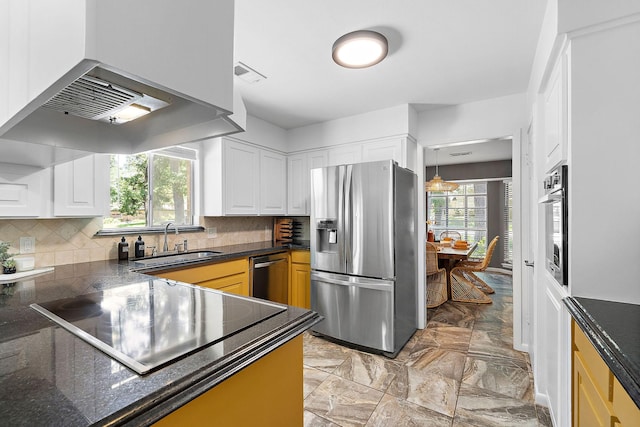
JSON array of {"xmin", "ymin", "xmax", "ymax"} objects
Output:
[{"xmin": 103, "ymin": 146, "xmax": 197, "ymax": 232}]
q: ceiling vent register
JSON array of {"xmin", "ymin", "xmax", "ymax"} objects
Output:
[{"xmin": 234, "ymin": 62, "xmax": 266, "ymax": 84}]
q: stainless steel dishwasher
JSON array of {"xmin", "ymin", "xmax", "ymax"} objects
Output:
[{"xmin": 249, "ymin": 252, "xmax": 289, "ymax": 304}]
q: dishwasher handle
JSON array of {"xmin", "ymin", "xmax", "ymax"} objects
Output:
[{"xmin": 253, "ymin": 258, "xmax": 287, "ymax": 269}]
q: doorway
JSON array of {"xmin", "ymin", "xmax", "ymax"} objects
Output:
[{"xmin": 424, "ymin": 134, "xmax": 527, "ymax": 351}]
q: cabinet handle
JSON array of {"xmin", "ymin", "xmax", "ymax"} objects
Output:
[{"xmin": 524, "ymin": 260, "xmax": 534, "ymax": 267}]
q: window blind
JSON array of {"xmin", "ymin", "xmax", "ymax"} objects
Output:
[{"xmin": 503, "ymin": 180, "xmax": 513, "ymax": 264}]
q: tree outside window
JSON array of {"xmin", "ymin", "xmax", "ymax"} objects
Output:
[{"xmin": 105, "ymin": 150, "xmax": 194, "ymax": 229}]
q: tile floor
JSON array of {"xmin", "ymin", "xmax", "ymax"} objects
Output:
[{"xmin": 302, "ymin": 272, "xmax": 553, "ymax": 426}]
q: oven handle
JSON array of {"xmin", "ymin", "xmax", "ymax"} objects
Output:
[{"xmin": 538, "ymin": 188, "xmax": 564, "ymax": 204}]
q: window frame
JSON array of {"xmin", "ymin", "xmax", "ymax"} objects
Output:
[
  {"xmin": 427, "ymin": 181, "xmax": 489, "ymax": 256},
  {"xmin": 98, "ymin": 147, "xmax": 201, "ymax": 235}
]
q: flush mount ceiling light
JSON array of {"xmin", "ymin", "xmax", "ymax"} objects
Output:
[
  {"xmin": 332, "ymin": 30, "xmax": 388, "ymax": 69},
  {"xmin": 425, "ymin": 148, "xmax": 459, "ymax": 192}
]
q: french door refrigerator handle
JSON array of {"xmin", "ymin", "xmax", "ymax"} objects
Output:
[
  {"xmin": 344, "ymin": 164, "xmax": 353, "ymax": 269},
  {"xmin": 337, "ymin": 165, "xmax": 346, "ymax": 270}
]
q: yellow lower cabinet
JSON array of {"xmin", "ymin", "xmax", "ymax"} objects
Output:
[
  {"xmin": 151, "ymin": 258, "xmax": 249, "ymax": 296},
  {"xmin": 154, "ymin": 335, "xmax": 303, "ymax": 427},
  {"xmin": 612, "ymin": 377, "xmax": 640, "ymax": 426},
  {"xmin": 573, "ymin": 351, "xmax": 614, "ymax": 427},
  {"xmin": 572, "ymin": 320, "xmax": 640, "ymax": 426},
  {"xmin": 289, "ymin": 250, "xmax": 310, "ymax": 309}
]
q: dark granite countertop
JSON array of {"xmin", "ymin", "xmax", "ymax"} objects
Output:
[
  {"xmin": 564, "ymin": 297, "xmax": 640, "ymax": 407},
  {"xmin": 0, "ymin": 241, "xmax": 318, "ymax": 426}
]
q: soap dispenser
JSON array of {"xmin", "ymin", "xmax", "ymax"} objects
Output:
[
  {"xmin": 134, "ymin": 235, "xmax": 145, "ymax": 258},
  {"xmin": 118, "ymin": 237, "xmax": 129, "ymax": 260}
]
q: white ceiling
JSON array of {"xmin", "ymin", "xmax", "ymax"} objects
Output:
[
  {"xmin": 424, "ymin": 138, "xmax": 513, "ymax": 166},
  {"xmin": 233, "ymin": 0, "xmax": 547, "ymax": 131}
]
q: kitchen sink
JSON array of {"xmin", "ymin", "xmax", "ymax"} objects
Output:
[{"xmin": 132, "ymin": 251, "xmax": 223, "ymax": 268}]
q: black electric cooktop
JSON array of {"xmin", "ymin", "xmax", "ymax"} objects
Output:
[{"xmin": 31, "ymin": 279, "xmax": 286, "ymax": 374}]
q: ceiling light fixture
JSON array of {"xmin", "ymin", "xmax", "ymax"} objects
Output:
[
  {"xmin": 332, "ymin": 30, "xmax": 388, "ymax": 69},
  {"xmin": 425, "ymin": 148, "xmax": 459, "ymax": 192}
]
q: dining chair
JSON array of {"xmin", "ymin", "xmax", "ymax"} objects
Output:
[
  {"xmin": 449, "ymin": 272, "xmax": 493, "ymax": 304},
  {"xmin": 425, "ymin": 242, "xmax": 448, "ymax": 308},
  {"xmin": 439, "ymin": 230, "xmax": 462, "ymax": 241},
  {"xmin": 451, "ymin": 236, "xmax": 500, "ymax": 295}
]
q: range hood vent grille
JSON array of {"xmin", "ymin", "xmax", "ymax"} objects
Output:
[{"xmin": 43, "ymin": 75, "xmax": 143, "ymax": 120}]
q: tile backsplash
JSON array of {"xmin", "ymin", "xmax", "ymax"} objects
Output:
[{"xmin": 0, "ymin": 217, "xmax": 273, "ymax": 268}]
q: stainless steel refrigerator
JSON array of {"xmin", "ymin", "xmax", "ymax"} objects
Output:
[{"xmin": 310, "ymin": 160, "xmax": 417, "ymax": 357}]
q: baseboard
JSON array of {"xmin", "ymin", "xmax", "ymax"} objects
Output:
[{"xmin": 534, "ymin": 390, "xmax": 550, "ymax": 408}]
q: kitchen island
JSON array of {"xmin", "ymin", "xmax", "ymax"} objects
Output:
[{"xmin": 0, "ymin": 242, "xmax": 318, "ymax": 426}]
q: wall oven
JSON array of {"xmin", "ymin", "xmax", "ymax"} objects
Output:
[{"xmin": 540, "ymin": 165, "xmax": 568, "ymax": 286}]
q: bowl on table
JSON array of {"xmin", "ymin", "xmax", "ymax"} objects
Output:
[{"xmin": 453, "ymin": 240, "xmax": 469, "ymax": 250}]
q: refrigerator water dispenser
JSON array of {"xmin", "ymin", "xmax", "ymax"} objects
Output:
[{"xmin": 316, "ymin": 219, "xmax": 338, "ymax": 252}]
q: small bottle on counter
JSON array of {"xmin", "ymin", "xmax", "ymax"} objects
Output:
[
  {"xmin": 134, "ymin": 235, "xmax": 145, "ymax": 258},
  {"xmin": 118, "ymin": 237, "xmax": 129, "ymax": 260}
]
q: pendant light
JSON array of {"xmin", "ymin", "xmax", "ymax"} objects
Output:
[{"xmin": 425, "ymin": 148, "xmax": 459, "ymax": 192}]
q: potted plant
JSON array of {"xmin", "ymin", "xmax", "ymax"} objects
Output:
[
  {"xmin": 2, "ymin": 259, "xmax": 16, "ymax": 274},
  {"xmin": 0, "ymin": 242, "xmax": 16, "ymax": 274}
]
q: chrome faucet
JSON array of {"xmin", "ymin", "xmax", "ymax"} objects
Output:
[{"xmin": 163, "ymin": 222, "xmax": 178, "ymax": 252}]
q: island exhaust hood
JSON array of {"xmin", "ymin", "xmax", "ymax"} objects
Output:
[{"xmin": 1, "ymin": 0, "xmax": 245, "ymax": 159}]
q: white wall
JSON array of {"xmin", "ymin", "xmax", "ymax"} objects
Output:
[
  {"xmin": 234, "ymin": 114, "xmax": 288, "ymax": 153},
  {"xmin": 526, "ymin": 0, "xmax": 559, "ymax": 119},
  {"xmin": 558, "ymin": 0, "xmax": 640, "ymax": 33},
  {"xmin": 286, "ymin": 104, "xmax": 412, "ymax": 152},
  {"xmin": 417, "ymin": 93, "xmax": 527, "ymax": 147},
  {"xmin": 569, "ymin": 20, "xmax": 640, "ymax": 304}
]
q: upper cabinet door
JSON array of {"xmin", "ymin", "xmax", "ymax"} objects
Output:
[
  {"xmin": 308, "ymin": 151, "xmax": 328, "ymax": 170},
  {"xmin": 543, "ymin": 45, "xmax": 569, "ymax": 173},
  {"xmin": 223, "ymin": 140, "xmax": 260, "ymax": 215},
  {"xmin": 0, "ymin": 163, "xmax": 50, "ymax": 217},
  {"xmin": 361, "ymin": 138, "xmax": 417, "ymax": 171},
  {"xmin": 362, "ymin": 140, "xmax": 403, "ymax": 165},
  {"xmin": 53, "ymin": 154, "xmax": 110, "ymax": 217},
  {"xmin": 260, "ymin": 150, "xmax": 286, "ymax": 215},
  {"xmin": 287, "ymin": 153, "xmax": 308, "ymax": 215},
  {"xmin": 287, "ymin": 150, "xmax": 328, "ymax": 216},
  {"xmin": 327, "ymin": 145, "xmax": 362, "ymax": 166}
]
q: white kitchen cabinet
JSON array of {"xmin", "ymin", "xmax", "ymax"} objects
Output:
[
  {"xmin": 223, "ymin": 139, "xmax": 260, "ymax": 215},
  {"xmin": 202, "ymin": 137, "xmax": 286, "ymax": 216},
  {"xmin": 327, "ymin": 145, "xmax": 361, "ymax": 166},
  {"xmin": 362, "ymin": 138, "xmax": 417, "ymax": 171},
  {"xmin": 542, "ymin": 44, "xmax": 568, "ymax": 173},
  {"xmin": 53, "ymin": 154, "xmax": 109, "ymax": 217},
  {"xmin": 287, "ymin": 153, "xmax": 308, "ymax": 215},
  {"xmin": 308, "ymin": 150, "xmax": 328, "ymax": 170},
  {"xmin": 0, "ymin": 163, "xmax": 50, "ymax": 217},
  {"xmin": 286, "ymin": 150, "xmax": 328, "ymax": 215},
  {"xmin": 260, "ymin": 150, "xmax": 286, "ymax": 215}
]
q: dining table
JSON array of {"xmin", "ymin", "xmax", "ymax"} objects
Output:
[{"xmin": 435, "ymin": 241, "xmax": 478, "ymax": 299}]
